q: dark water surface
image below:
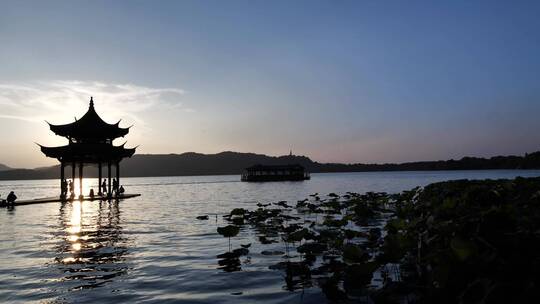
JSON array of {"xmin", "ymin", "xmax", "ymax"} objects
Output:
[{"xmin": 1, "ymin": 170, "xmax": 540, "ymax": 303}]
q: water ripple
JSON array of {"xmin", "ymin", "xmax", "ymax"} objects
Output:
[{"xmin": 1, "ymin": 171, "xmax": 540, "ymax": 303}]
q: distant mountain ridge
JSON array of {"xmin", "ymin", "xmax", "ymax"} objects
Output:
[
  {"xmin": 0, "ymin": 163, "xmax": 11, "ymax": 171},
  {"xmin": 0, "ymin": 151, "xmax": 539, "ymax": 181}
]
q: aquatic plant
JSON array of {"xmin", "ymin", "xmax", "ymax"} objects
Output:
[
  {"xmin": 375, "ymin": 177, "xmax": 540, "ymax": 303},
  {"xmin": 218, "ymin": 177, "xmax": 540, "ymax": 302},
  {"xmin": 217, "ymin": 225, "xmax": 240, "ymax": 252}
]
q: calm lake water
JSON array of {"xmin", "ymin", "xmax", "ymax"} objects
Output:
[{"xmin": 1, "ymin": 170, "xmax": 540, "ymax": 304}]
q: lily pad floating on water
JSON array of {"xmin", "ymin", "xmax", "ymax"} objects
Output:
[
  {"xmin": 231, "ymin": 216, "xmax": 245, "ymax": 226},
  {"xmin": 342, "ymin": 244, "xmax": 368, "ymax": 263},
  {"xmin": 323, "ymin": 217, "xmax": 348, "ymax": 228},
  {"xmin": 259, "ymin": 235, "xmax": 278, "ymax": 244},
  {"xmin": 261, "ymin": 250, "xmax": 285, "ymax": 256},
  {"xmin": 217, "ymin": 225, "xmax": 240, "ymax": 252},
  {"xmin": 217, "ymin": 225, "xmax": 240, "ymax": 238},
  {"xmin": 282, "ymin": 223, "xmax": 303, "ymax": 234},
  {"xmin": 284, "ymin": 228, "xmax": 310, "ymax": 243},
  {"xmin": 343, "ymin": 261, "xmax": 379, "ymax": 291},
  {"xmin": 274, "ymin": 201, "xmax": 292, "ymax": 208},
  {"xmin": 297, "ymin": 242, "xmax": 327, "ymax": 255},
  {"xmin": 230, "ymin": 208, "xmax": 247, "ymax": 216},
  {"xmin": 344, "ymin": 229, "xmax": 368, "ymax": 240}
]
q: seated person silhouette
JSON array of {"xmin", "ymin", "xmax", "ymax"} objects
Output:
[
  {"xmin": 89, "ymin": 188, "xmax": 95, "ymax": 199},
  {"xmin": 118, "ymin": 185, "xmax": 125, "ymax": 195},
  {"xmin": 6, "ymin": 191, "xmax": 17, "ymax": 205}
]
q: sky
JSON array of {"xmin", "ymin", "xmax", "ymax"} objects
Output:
[{"xmin": 1, "ymin": 0, "xmax": 540, "ymax": 168}]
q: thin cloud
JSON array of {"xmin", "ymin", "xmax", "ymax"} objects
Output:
[
  {"xmin": 0, "ymin": 114, "xmax": 41, "ymax": 122},
  {"xmin": 0, "ymin": 80, "xmax": 187, "ymax": 127}
]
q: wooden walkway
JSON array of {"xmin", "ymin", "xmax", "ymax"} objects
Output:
[{"xmin": 6, "ymin": 194, "xmax": 141, "ymax": 206}]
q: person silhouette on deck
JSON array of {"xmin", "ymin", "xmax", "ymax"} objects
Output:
[
  {"xmin": 61, "ymin": 179, "xmax": 68, "ymax": 197},
  {"xmin": 68, "ymin": 179, "xmax": 74, "ymax": 194},
  {"xmin": 112, "ymin": 178, "xmax": 118, "ymax": 195},
  {"xmin": 102, "ymin": 179, "xmax": 107, "ymax": 195},
  {"xmin": 118, "ymin": 185, "xmax": 125, "ymax": 195},
  {"xmin": 6, "ymin": 191, "xmax": 17, "ymax": 205},
  {"xmin": 68, "ymin": 180, "xmax": 75, "ymax": 199}
]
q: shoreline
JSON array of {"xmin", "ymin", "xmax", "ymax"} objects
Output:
[
  {"xmin": 1, "ymin": 150, "xmax": 539, "ymax": 181},
  {"xmin": 1, "ymin": 168, "xmax": 540, "ymax": 182}
]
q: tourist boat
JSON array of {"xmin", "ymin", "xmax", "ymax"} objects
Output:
[{"xmin": 241, "ymin": 164, "xmax": 310, "ymax": 182}]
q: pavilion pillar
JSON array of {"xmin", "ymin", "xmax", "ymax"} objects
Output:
[
  {"xmin": 68, "ymin": 162, "xmax": 75, "ymax": 199},
  {"xmin": 60, "ymin": 162, "xmax": 65, "ymax": 197},
  {"xmin": 116, "ymin": 162, "xmax": 120, "ymax": 192},
  {"xmin": 79, "ymin": 162, "xmax": 83, "ymax": 199},
  {"xmin": 107, "ymin": 162, "xmax": 112, "ymax": 197},
  {"xmin": 98, "ymin": 162, "xmax": 102, "ymax": 195}
]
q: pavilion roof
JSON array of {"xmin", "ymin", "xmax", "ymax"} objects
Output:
[
  {"xmin": 39, "ymin": 142, "xmax": 136, "ymax": 163},
  {"xmin": 47, "ymin": 97, "xmax": 130, "ymax": 140}
]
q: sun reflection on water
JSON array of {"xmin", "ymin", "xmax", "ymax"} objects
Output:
[
  {"xmin": 68, "ymin": 201, "xmax": 81, "ymax": 234},
  {"xmin": 67, "ymin": 177, "xmax": 103, "ymax": 198},
  {"xmin": 55, "ymin": 199, "xmax": 130, "ymax": 290}
]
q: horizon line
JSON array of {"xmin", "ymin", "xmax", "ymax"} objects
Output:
[{"xmin": 1, "ymin": 149, "xmax": 538, "ymax": 171}]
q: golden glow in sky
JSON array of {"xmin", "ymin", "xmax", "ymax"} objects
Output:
[{"xmin": 2, "ymin": 2, "xmax": 540, "ymax": 168}]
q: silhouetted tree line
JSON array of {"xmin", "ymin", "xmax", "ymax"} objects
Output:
[
  {"xmin": 315, "ymin": 152, "xmax": 540, "ymax": 172},
  {"xmin": 0, "ymin": 151, "xmax": 539, "ymax": 180}
]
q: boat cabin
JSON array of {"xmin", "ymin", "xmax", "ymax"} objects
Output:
[{"xmin": 241, "ymin": 164, "xmax": 310, "ymax": 182}]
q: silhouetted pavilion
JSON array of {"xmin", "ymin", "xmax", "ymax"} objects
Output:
[{"xmin": 39, "ymin": 97, "xmax": 136, "ymax": 198}]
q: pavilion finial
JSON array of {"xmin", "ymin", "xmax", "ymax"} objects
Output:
[{"xmin": 89, "ymin": 96, "xmax": 94, "ymax": 108}]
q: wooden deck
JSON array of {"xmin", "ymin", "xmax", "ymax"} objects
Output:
[{"xmin": 5, "ymin": 193, "xmax": 141, "ymax": 206}]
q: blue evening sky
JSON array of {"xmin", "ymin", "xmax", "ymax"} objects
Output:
[{"xmin": 1, "ymin": 0, "xmax": 539, "ymax": 168}]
